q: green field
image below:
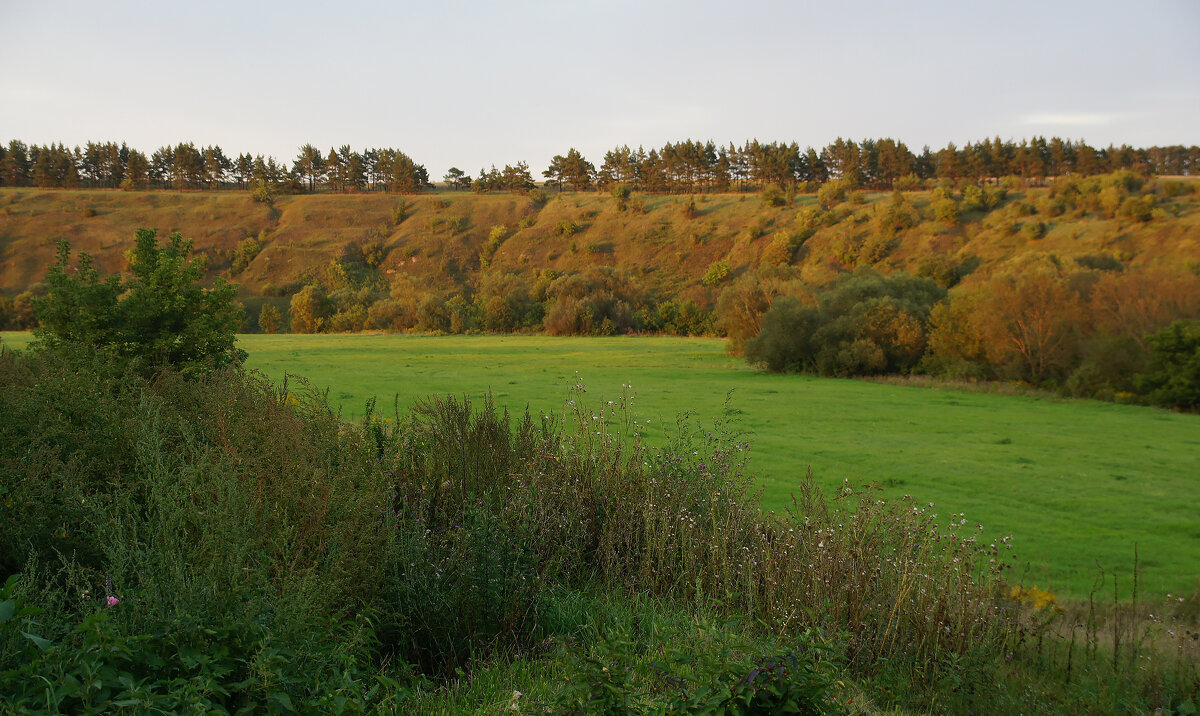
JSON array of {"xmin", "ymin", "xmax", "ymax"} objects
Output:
[{"xmin": 5, "ymin": 330, "xmax": 1197, "ymax": 598}]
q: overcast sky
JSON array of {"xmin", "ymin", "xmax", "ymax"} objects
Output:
[{"xmin": 1, "ymin": 0, "xmax": 1197, "ymax": 179}]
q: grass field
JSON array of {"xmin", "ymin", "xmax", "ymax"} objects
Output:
[{"xmin": 5, "ymin": 330, "xmax": 1197, "ymax": 598}]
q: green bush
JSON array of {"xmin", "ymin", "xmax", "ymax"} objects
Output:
[
  {"xmin": 875, "ymin": 198, "xmax": 917, "ymax": 238},
  {"xmin": 931, "ymin": 197, "xmax": 960, "ymax": 223},
  {"xmin": 34, "ymin": 229, "xmax": 244, "ymax": 376},
  {"xmin": 230, "ymin": 235, "xmax": 262, "ymax": 274},
  {"xmin": 744, "ymin": 296, "xmax": 821, "ymax": 372},
  {"xmin": 745, "ymin": 271, "xmax": 945, "ymax": 376},
  {"xmin": 702, "ymin": 260, "xmax": 732, "ymax": 286},
  {"xmin": 0, "ymin": 605, "xmax": 407, "ymax": 713},
  {"xmin": 916, "ymin": 254, "xmax": 963, "ymax": 288},
  {"xmin": 556, "ymin": 219, "xmax": 581, "ymax": 237},
  {"xmin": 816, "ymin": 181, "xmax": 847, "ymax": 209},
  {"xmin": 1022, "ymin": 220, "xmax": 1047, "ymax": 239},
  {"xmin": 1136, "ymin": 320, "xmax": 1200, "ymax": 409},
  {"xmin": 1119, "ymin": 194, "xmax": 1156, "ymax": 222},
  {"xmin": 760, "ymin": 184, "xmax": 788, "ymax": 208},
  {"xmin": 250, "ymin": 180, "xmax": 274, "ymax": 204},
  {"xmin": 554, "ymin": 619, "xmax": 842, "ymax": 715}
]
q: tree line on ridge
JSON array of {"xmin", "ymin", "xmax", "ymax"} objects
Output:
[{"xmin": 1, "ymin": 137, "xmax": 1198, "ymax": 194}]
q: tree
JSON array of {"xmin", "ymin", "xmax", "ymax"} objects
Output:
[
  {"xmin": 745, "ymin": 296, "xmax": 822, "ymax": 372},
  {"xmin": 1136, "ymin": 320, "xmax": 1200, "ymax": 409},
  {"xmin": 975, "ymin": 272, "xmax": 1082, "ymax": 383},
  {"xmin": 289, "ymin": 284, "xmax": 330, "ymax": 333},
  {"xmin": 325, "ymin": 146, "xmax": 343, "ymax": 191},
  {"xmin": 294, "ymin": 144, "xmax": 325, "ymax": 192},
  {"xmin": 122, "ymin": 150, "xmax": 149, "ymax": 190},
  {"xmin": 258, "ymin": 304, "xmax": 284, "ymax": 334},
  {"xmin": 384, "ymin": 150, "xmax": 428, "ymax": 193},
  {"xmin": 544, "ymin": 148, "xmax": 595, "ymax": 192},
  {"xmin": 501, "ymin": 162, "xmax": 535, "ymax": 193},
  {"xmin": 715, "ymin": 275, "xmax": 783, "ymax": 355},
  {"xmin": 743, "ymin": 271, "xmax": 944, "ymax": 376},
  {"xmin": 443, "ymin": 167, "xmax": 470, "ymax": 190},
  {"xmin": 34, "ymin": 229, "xmax": 245, "ymax": 375},
  {"xmin": 3, "ymin": 140, "xmax": 31, "ymax": 186}
]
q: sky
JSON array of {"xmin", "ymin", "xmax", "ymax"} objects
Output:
[{"xmin": 1, "ymin": 0, "xmax": 1197, "ymax": 179}]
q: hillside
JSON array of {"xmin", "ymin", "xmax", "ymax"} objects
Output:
[{"xmin": 2, "ymin": 180, "xmax": 1199, "ymax": 310}]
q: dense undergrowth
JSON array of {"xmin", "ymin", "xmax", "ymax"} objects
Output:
[{"xmin": 1, "ymin": 345, "xmax": 1197, "ymax": 713}]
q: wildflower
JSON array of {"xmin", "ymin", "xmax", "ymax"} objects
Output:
[{"xmin": 106, "ymin": 596, "xmax": 120, "ymax": 607}]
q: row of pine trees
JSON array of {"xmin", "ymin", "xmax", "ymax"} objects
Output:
[
  {"xmin": 1, "ymin": 137, "xmax": 1197, "ymax": 194},
  {"xmin": 0, "ymin": 141, "xmax": 428, "ymax": 193}
]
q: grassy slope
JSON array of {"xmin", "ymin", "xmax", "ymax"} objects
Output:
[
  {"xmin": 9, "ymin": 329, "xmax": 1193, "ymax": 598},
  {"xmin": 2, "ymin": 185, "xmax": 1199, "ymax": 298}
]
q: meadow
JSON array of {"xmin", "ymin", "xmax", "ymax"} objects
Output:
[{"xmin": 7, "ymin": 329, "xmax": 1194, "ymax": 598}]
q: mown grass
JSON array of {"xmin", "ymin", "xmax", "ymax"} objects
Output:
[{"xmin": 8, "ymin": 331, "xmax": 1191, "ymax": 598}]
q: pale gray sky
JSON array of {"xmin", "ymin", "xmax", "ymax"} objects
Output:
[{"xmin": 1, "ymin": 0, "xmax": 1197, "ymax": 179}]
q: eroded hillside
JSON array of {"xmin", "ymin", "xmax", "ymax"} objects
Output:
[{"xmin": 2, "ymin": 180, "xmax": 1198, "ymax": 304}]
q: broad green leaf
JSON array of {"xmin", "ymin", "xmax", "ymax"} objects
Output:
[{"xmin": 22, "ymin": 631, "xmax": 51, "ymax": 650}]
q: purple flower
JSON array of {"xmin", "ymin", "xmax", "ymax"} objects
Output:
[{"xmin": 106, "ymin": 596, "xmax": 120, "ymax": 607}]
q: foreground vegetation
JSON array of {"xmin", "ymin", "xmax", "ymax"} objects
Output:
[{"xmin": 2, "ymin": 345, "xmax": 1197, "ymax": 713}]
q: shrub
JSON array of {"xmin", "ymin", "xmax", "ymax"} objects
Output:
[
  {"xmin": 702, "ymin": 260, "xmax": 732, "ymax": 286},
  {"xmin": 761, "ymin": 233, "xmax": 800, "ymax": 267},
  {"xmin": 257, "ymin": 303, "xmax": 284, "ymax": 333},
  {"xmin": 250, "ymin": 180, "xmax": 274, "ymax": 204},
  {"xmin": 0, "ymin": 350, "xmax": 419, "ymax": 709},
  {"xmin": 34, "ymin": 230, "xmax": 244, "ymax": 376},
  {"xmin": 556, "ymin": 219, "xmax": 581, "ymax": 237},
  {"xmin": 874, "ymin": 199, "xmax": 917, "ymax": 238},
  {"xmin": 289, "ymin": 284, "xmax": 331, "ymax": 333},
  {"xmin": 761, "ymin": 184, "xmax": 788, "ymax": 208},
  {"xmin": 960, "ymin": 184, "xmax": 986, "ymax": 213},
  {"xmin": 1136, "ymin": 320, "xmax": 1200, "ymax": 409},
  {"xmin": 480, "ymin": 225, "xmax": 510, "ymax": 268},
  {"xmin": 230, "ymin": 236, "xmax": 262, "ymax": 274},
  {"xmin": 931, "ymin": 197, "xmax": 960, "ymax": 223},
  {"xmin": 680, "ymin": 197, "xmax": 699, "ymax": 219},
  {"xmin": 746, "ymin": 271, "xmax": 945, "ymax": 376},
  {"xmin": 1021, "ymin": 220, "xmax": 1047, "ymax": 240},
  {"xmin": 1119, "ymin": 194, "xmax": 1156, "ymax": 222},
  {"xmin": 858, "ymin": 235, "xmax": 896, "ymax": 264},
  {"xmin": 643, "ymin": 298, "xmax": 714, "ymax": 336},
  {"xmin": 816, "ymin": 181, "xmax": 847, "ymax": 209},
  {"xmin": 916, "ymin": 255, "xmax": 963, "ymax": 288},
  {"xmin": 744, "ymin": 296, "xmax": 821, "ymax": 372}
]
